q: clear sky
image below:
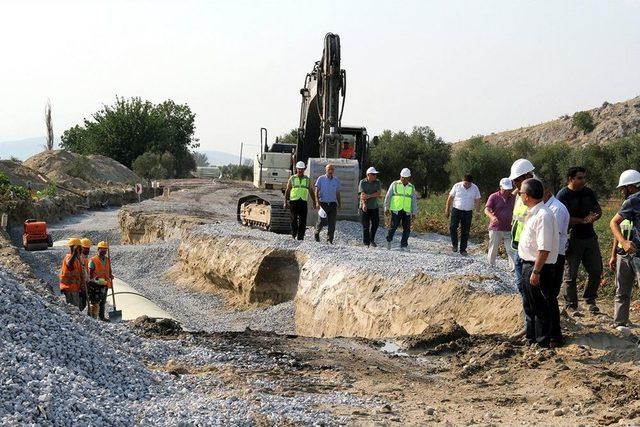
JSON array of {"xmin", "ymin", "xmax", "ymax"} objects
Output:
[{"xmin": 1, "ymin": 0, "xmax": 639, "ymax": 157}]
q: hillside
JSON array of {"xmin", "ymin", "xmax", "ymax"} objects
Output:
[
  {"xmin": 0, "ymin": 137, "xmax": 60, "ymax": 160},
  {"xmin": 480, "ymin": 95, "xmax": 640, "ymax": 146}
]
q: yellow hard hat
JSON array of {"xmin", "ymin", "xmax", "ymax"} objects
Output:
[
  {"xmin": 67, "ymin": 237, "xmax": 82, "ymax": 247},
  {"xmin": 97, "ymin": 241, "xmax": 109, "ymax": 249},
  {"xmin": 80, "ymin": 238, "xmax": 91, "ymax": 248}
]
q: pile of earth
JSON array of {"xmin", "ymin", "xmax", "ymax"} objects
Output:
[
  {"xmin": 23, "ymin": 150, "xmax": 141, "ymax": 190},
  {"xmin": 0, "ymin": 160, "xmax": 49, "ymax": 191}
]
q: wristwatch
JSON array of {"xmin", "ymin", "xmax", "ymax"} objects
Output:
[{"xmin": 533, "ymin": 270, "xmax": 541, "ymax": 275}]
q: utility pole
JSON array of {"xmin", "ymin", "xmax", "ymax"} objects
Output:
[{"xmin": 239, "ymin": 142, "xmax": 244, "ymax": 166}]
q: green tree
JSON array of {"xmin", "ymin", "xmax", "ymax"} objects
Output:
[
  {"xmin": 61, "ymin": 96, "xmax": 199, "ymax": 177},
  {"xmin": 447, "ymin": 137, "xmax": 512, "ymax": 195},
  {"xmin": 572, "ymin": 111, "xmax": 595, "ymax": 133},
  {"xmin": 529, "ymin": 142, "xmax": 573, "ymax": 193},
  {"xmin": 132, "ymin": 152, "xmax": 171, "ymax": 184},
  {"xmin": 192, "ymin": 151, "xmax": 209, "ymax": 167},
  {"xmin": 369, "ymin": 126, "xmax": 450, "ymax": 196},
  {"xmin": 510, "ymin": 138, "xmax": 536, "ymax": 160},
  {"xmin": 277, "ymin": 129, "xmax": 298, "ymax": 146}
]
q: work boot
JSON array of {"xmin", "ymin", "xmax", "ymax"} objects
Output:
[
  {"xmin": 452, "ymin": 247, "xmax": 458, "ymax": 253},
  {"xmin": 314, "ymin": 233, "xmax": 320, "ymax": 242},
  {"xmin": 370, "ymin": 241, "xmax": 377, "ymax": 248},
  {"xmin": 587, "ymin": 303, "xmax": 600, "ymax": 314},
  {"xmin": 386, "ymin": 241, "xmax": 392, "ymax": 250},
  {"xmin": 564, "ymin": 305, "xmax": 583, "ymax": 317},
  {"xmin": 460, "ymin": 250, "xmax": 468, "ymax": 256}
]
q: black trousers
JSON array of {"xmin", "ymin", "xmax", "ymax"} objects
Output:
[
  {"xmin": 361, "ymin": 208, "xmax": 380, "ymax": 245},
  {"xmin": 316, "ymin": 202, "xmax": 338, "ymax": 243},
  {"xmin": 450, "ymin": 208, "xmax": 473, "ymax": 252},
  {"xmin": 522, "ymin": 262, "xmax": 556, "ymax": 347},
  {"xmin": 386, "ymin": 211, "xmax": 411, "ymax": 247},
  {"xmin": 289, "ymin": 200, "xmax": 308, "ymax": 240},
  {"xmin": 551, "ymin": 255, "xmax": 565, "ymax": 341}
]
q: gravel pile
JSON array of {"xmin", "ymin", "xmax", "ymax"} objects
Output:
[{"xmin": 0, "ymin": 266, "xmax": 373, "ymax": 424}]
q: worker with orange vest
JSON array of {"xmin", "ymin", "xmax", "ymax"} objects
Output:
[
  {"xmin": 59, "ymin": 237, "xmax": 83, "ymax": 308},
  {"xmin": 78, "ymin": 238, "xmax": 92, "ymax": 312},
  {"xmin": 89, "ymin": 241, "xmax": 113, "ymax": 321}
]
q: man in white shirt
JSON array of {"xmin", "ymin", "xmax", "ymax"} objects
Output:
[
  {"xmin": 543, "ymin": 179, "xmax": 569, "ymax": 346},
  {"xmin": 445, "ymin": 174, "xmax": 481, "ymax": 255},
  {"xmin": 518, "ymin": 178, "xmax": 559, "ymax": 348}
]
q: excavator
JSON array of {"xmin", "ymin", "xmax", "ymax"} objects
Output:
[{"xmin": 237, "ymin": 33, "xmax": 368, "ymax": 233}]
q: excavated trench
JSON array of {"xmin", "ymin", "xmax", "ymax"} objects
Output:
[{"xmin": 119, "ymin": 205, "xmax": 522, "ymax": 339}]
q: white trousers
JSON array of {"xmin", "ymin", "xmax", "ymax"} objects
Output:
[{"xmin": 488, "ymin": 230, "xmax": 516, "ymax": 269}]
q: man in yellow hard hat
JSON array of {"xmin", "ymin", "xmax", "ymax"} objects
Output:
[
  {"xmin": 78, "ymin": 238, "xmax": 92, "ymax": 312},
  {"xmin": 59, "ymin": 237, "xmax": 83, "ymax": 308},
  {"xmin": 90, "ymin": 241, "xmax": 114, "ymax": 321}
]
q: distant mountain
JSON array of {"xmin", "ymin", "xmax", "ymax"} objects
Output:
[
  {"xmin": 474, "ymin": 95, "xmax": 640, "ymax": 147},
  {"xmin": 0, "ymin": 136, "xmax": 60, "ymax": 160},
  {"xmin": 201, "ymin": 149, "xmax": 242, "ymax": 166}
]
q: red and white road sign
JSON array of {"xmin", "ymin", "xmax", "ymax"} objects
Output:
[{"xmin": 135, "ymin": 183, "xmax": 142, "ymax": 195}]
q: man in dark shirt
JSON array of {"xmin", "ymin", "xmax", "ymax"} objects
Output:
[{"xmin": 556, "ymin": 166, "xmax": 603, "ymax": 314}]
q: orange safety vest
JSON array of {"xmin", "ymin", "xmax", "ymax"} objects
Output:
[
  {"xmin": 90, "ymin": 255, "xmax": 113, "ymax": 288},
  {"xmin": 59, "ymin": 254, "xmax": 82, "ymax": 292}
]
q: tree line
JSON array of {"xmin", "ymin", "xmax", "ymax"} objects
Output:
[{"xmin": 370, "ymin": 127, "xmax": 640, "ymax": 199}]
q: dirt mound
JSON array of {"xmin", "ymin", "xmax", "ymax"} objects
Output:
[
  {"xmin": 24, "ymin": 150, "xmax": 141, "ymax": 190},
  {"xmin": 0, "ymin": 160, "xmax": 48, "ymax": 190},
  {"xmin": 478, "ymin": 95, "xmax": 640, "ymax": 146}
]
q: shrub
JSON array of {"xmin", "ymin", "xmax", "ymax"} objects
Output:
[
  {"xmin": 572, "ymin": 111, "xmax": 595, "ymax": 133},
  {"xmin": 67, "ymin": 155, "xmax": 91, "ymax": 181}
]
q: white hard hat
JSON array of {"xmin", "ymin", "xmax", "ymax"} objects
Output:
[
  {"xmin": 295, "ymin": 161, "xmax": 306, "ymax": 169},
  {"xmin": 366, "ymin": 166, "xmax": 379, "ymax": 175},
  {"xmin": 617, "ymin": 169, "xmax": 640, "ymax": 188},
  {"xmin": 508, "ymin": 159, "xmax": 535, "ymax": 181},
  {"xmin": 499, "ymin": 177, "xmax": 513, "ymax": 190},
  {"xmin": 400, "ymin": 168, "xmax": 411, "ymax": 178}
]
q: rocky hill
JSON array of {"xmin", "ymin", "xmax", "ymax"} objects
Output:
[{"xmin": 480, "ymin": 95, "xmax": 640, "ymax": 146}]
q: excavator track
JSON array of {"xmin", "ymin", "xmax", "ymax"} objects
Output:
[{"xmin": 237, "ymin": 194, "xmax": 291, "ymax": 235}]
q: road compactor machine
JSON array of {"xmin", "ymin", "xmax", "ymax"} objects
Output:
[{"xmin": 238, "ymin": 33, "xmax": 369, "ymax": 233}]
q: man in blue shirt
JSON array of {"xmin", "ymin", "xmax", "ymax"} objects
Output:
[
  {"xmin": 609, "ymin": 169, "xmax": 640, "ymax": 328},
  {"xmin": 314, "ymin": 164, "xmax": 341, "ymax": 244}
]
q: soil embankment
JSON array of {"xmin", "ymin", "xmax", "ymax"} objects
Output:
[{"xmin": 118, "ymin": 182, "xmax": 521, "ymax": 338}]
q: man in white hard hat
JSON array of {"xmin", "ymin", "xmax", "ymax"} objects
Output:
[
  {"xmin": 508, "ymin": 158, "xmax": 535, "ymax": 340},
  {"xmin": 609, "ymin": 169, "xmax": 640, "ymax": 329},
  {"xmin": 485, "ymin": 178, "xmax": 516, "ymax": 269},
  {"xmin": 359, "ymin": 166, "xmax": 382, "ymax": 247},
  {"xmin": 445, "ymin": 173, "xmax": 481, "ymax": 256},
  {"xmin": 284, "ymin": 161, "xmax": 317, "ymax": 240},
  {"xmin": 384, "ymin": 168, "xmax": 417, "ymax": 251}
]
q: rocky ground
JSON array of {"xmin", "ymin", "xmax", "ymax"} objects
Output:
[{"xmin": 3, "ymin": 180, "xmax": 640, "ymax": 425}]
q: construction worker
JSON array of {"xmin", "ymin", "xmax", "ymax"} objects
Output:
[
  {"xmin": 359, "ymin": 166, "xmax": 382, "ymax": 247},
  {"xmin": 284, "ymin": 161, "xmax": 317, "ymax": 240},
  {"xmin": 59, "ymin": 237, "xmax": 83, "ymax": 308},
  {"xmin": 508, "ymin": 158, "xmax": 536, "ymax": 339},
  {"xmin": 90, "ymin": 241, "xmax": 114, "ymax": 321},
  {"xmin": 339, "ymin": 141, "xmax": 355, "ymax": 159},
  {"xmin": 78, "ymin": 238, "xmax": 92, "ymax": 312},
  {"xmin": 384, "ymin": 168, "xmax": 417, "ymax": 251},
  {"xmin": 314, "ymin": 164, "xmax": 341, "ymax": 244},
  {"xmin": 609, "ymin": 170, "xmax": 640, "ymax": 330}
]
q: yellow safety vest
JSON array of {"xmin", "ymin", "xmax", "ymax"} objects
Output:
[
  {"xmin": 390, "ymin": 181, "xmax": 414, "ymax": 212},
  {"xmin": 289, "ymin": 176, "xmax": 309, "ymax": 201},
  {"xmin": 511, "ymin": 194, "xmax": 527, "ymax": 248}
]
